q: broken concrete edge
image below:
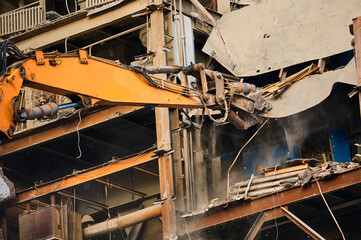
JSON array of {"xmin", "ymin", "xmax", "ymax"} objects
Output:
[{"xmin": 0, "ymin": 168, "xmax": 16, "ymax": 204}]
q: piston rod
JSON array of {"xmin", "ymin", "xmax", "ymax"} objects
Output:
[{"xmin": 17, "ymin": 102, "xmax": 80, "ymax": 121}]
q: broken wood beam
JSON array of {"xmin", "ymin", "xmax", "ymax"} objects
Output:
[{"xmin": 264, "ymin": 164, "xmax": 308, "ymax": 177}]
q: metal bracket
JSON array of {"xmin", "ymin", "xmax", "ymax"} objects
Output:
[
  {"xmin": 154, "ymin": 199, "xmax": 164, "ymax": 204},
  {"xmin": 213, "ymin": 71, "xmax": 225, "ymax": 105},
  {"xmin": 78, "ymin": 96, "xmax": 92, "ymax": 107},
  {"xmin": 192, "ymin": 63, "xmax": 209, "ymax": 100},
  {"xmin": 153, "ymin": 149, "xmax": 174, "ymax": 157},
  {"xmin": 35, "ymin": 51, "xmax": 45, "ymax": 65},
  {"xmin": 78, "ymin": 50, "xmax": 88, "ymax": 64},
  {"xmin": 153, "ymin": 195, "xmax": 176, "ymax": 205}
]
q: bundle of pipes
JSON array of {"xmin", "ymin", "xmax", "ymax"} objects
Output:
[
  {"xmin": 230, "ymin": 161, "xmax": 361, "ymax": 201},
  {"xmin": 229, "ymin": 169, "xmax": 305, "ymax": 201}
]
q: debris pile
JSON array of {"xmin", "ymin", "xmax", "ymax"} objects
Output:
[
  {"xmin": 230, "ymin": 160, "xmax": 360, "ymax": 201},
  {"xmin": 260, "ymin": 64, "xmax": 319, "ymax": 98}
]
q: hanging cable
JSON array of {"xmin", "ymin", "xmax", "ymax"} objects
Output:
[
  {"xmin": 313, "ymin": 173, "xmax": 346, "ymax": 240},
  {"xmin": 76, "ymin": 109, "xmax": 82, "ymax": 158},
  {"xmin": 65, "ymin": 36, "xmax": 70, "ymax": 53},
  {"xmin": 0, "ymin": 40, "xmax": 29, "ymax": 78},
  {"xmin": 225, "ymin": 120, "xmax": 268, "ymax": 207},
  {"xmin": 65, "ymin": 0, "xmax": 71, "ymax": 14}
]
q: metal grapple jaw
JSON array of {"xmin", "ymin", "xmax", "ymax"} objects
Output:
[
  {"xmin": 227, "ymin": 82, "xmax": 271, "ymax": 129},
  {"xmin": 186, "ymin": 63, "xmax": 272, "ymax": 130}
]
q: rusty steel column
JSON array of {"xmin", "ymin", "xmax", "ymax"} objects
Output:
[
  {"xmin": 193, "ymin": 127, "xmax": 208, "ymax": 210},
  {"xmin": 353, "ymin": 17, "xmax": 361, "ymax": 118},
  {"xmin": 171, "ymin": 109, "xmax": 185, "ymax": 212},
  {"xmin": 82, "ymin": 204, "xmax": 162, "ymax": 239},
  {"xmin": 150, "ymin": 3, "xmax": 177, "ymax": 240},
  {"xmin": 165, "ymin": 8, "xmax": 185, "ymax": 212}
]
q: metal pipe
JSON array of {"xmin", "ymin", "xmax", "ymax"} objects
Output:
[
  {"xmin": 83, "ymin": 23, "xmax": 148, "ymax": 50},
  {"xmin": 58, "ymin": 102, "xmax": 79, "ymax": 110},
  {"xmin": 144, "ymin": 66, "xmax": 183, "ymax": 74},
  {"xmin": 82, "ymin": 204, "xmax": 162, "ymax": 239}
]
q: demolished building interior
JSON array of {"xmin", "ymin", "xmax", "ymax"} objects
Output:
[{"xmin": 1, "ymin": 0, "xmax": 361, "ymax": 239}]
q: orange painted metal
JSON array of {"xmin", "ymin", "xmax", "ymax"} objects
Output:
[
  {"xmin": 0, "ymin": 105, "xmax": 141, "ymax": 156},
  {"xmin": 0, "ymin": 68, "xmax": 24, "ymax": 139},
  {"xmin": 182, "ymin": 167, "xmax": 361, "ymax": 235},
  {"xmin": 35, "ymin": 51, "xmax": 45, "ymax": 65},
  {"xmin": 78, "ymin": 49, "xmax": 88, "ymax": 64},
  {"xmin": 21, "ymin": 55, "xmax": 201, "ymax": 108},
  {"xmin": 0, "ymin": 52, "xmax": 202, "ymax": 140},
  {"xmin": 16, "ymin": 150, "xmax": 157, "ymax": 204}
]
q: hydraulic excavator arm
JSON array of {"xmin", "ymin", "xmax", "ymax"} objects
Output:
[{"xmin": 0, "ymin": 41, "xmax": 271, "ymax": 141}]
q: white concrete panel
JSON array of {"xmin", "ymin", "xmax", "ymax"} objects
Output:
[
  {"xmin": 203, "ymin": 0, "xmax": 361, "ymax": 76},
  {"xmin": 264, "ymin": 59, "xmax": 358, "ymax": 118}
]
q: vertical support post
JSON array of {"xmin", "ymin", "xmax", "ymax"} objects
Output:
[
  {"xmin": 171, "ymin": 109, "xmax": 185, "ymax": 212},
  {"xmin": 39, "ymin": 0, "xmax": 46, "ymax": 13},
  {"xmin": 211, "ymin": 156, "xmax": 222, "ymax": 199},
  {"xmin": 182, "ymin": 129, "xmax": 192, "ymax": 210},
  {"xmin": 193, "ymin": 128, "xmax": 208, "ymax": 210},
  {"xmin": 50, "ymin": 194, "xmax": 55, "ymax": 205},
  {"xmin": 150, "ymin": 4, "xmax": 177, "ymax": 240},
  {"xmin": 166, "ymin": 9, "xmax": 185, "ymax": 212},
  {"xmin": 352, "ymin": 17, "xmax": 361, "ymax": 118},
  {"xmin": 25, "ymin": 202, "xmax": 30, "ymax": 211}
]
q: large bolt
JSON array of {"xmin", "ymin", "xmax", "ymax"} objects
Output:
[
  {"xmin": 20, "ymin": 111, "xmax": 27, "ymax": 119},
  {"xmin": 7, "ymin": 127, "xmax": 14, "ymax": 138}
]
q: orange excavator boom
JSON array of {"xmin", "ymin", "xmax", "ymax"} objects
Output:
[{"xmin": 0, "ymin": 41, "xmax": 271, "ymax": 141}]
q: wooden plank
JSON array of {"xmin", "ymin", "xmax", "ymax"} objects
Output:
[{"xmin": 265, "ymin": 164, "xmax": 308, "ymax": 177}]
